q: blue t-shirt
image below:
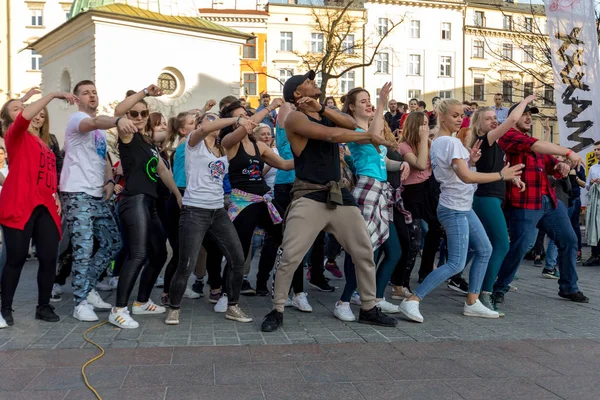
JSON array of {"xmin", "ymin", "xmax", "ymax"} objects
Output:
[
  {"xmin": 256, "ymin": 105, "xmax": 277, "ymax": 133},
  {"xmin": 347, "ymin": 129, "xmax": 387, "ymax": 182},
  {"xmin": 223, "ymin": 173, "xmax": 232, "ymax": 195},
  {"xmin": 173, "ymin": 141, "xmax": 186, "ymax": 188},
  {"xmin": 274, "ymin": 122, "xmax": 295, "ymax": 185}
]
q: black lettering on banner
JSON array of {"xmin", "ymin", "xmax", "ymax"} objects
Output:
[{"xmin": 556, "ymin": 27, "xmax": 594, "ymax": 153}]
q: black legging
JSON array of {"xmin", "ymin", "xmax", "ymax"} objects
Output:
[
  {"xmin": 116, "ymin": 194, "xmax": 167, "ymax": 308},
  {"xmin": 162, "ymin": 189, "xmax": 185, "ymax": 294},
  {"xmin": 1, "ymin": 206, "xmax": 59, "ymax": 309},
  {"xmin": 391, "ymin": 208, "xmax": 419, "ymax": 288}
]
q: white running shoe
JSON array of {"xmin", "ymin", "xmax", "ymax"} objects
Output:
[
  {"xmin": 399, "ymin": 299, "xmax": 424, "ymax": 323},
  {"xmin": 463, "ymin": 299, "xmax": 500, "ymax": 319},
  {"xmin": 109, "ymin": 307, "xmax": 139, "ymax": 329},
  {"xmin": 375, "ymin": 298, "xmax": 401, "ymax": 314},
  {"xmin": 108, "ymin": 277, "xmax": 119, "ymax": 289},
  {"xmin": 0, "ymin": 314, "xmax": 7, "ymax": 329},
  {"xmin": 50, "ymin": 283, "xmax": 62, "ymax": 303},
  {"xmin": 333, "ymin": 301, "xmax": 356, "ymax": 322},
  {"xmin": 73, "ymin": 300, "xmax": 99, "ymax": 322},
  {"xmin": 284, "ymin": 297, "xmax": 293, "ymax": 307},
  {"xmin": 86, "ymin": 289, "xmax": 112, "ymax": 310},
  {"xmin": 291, "ymin": 292, "xmax": 313, "ymax": 312},
  {"xmin": 154, "ymin": 276, "xmax": 165, "ymax": 288},
  {"xmin": 184, "ymin": 287, "xmax": 200, "ymax": 299},
  {"xmin": 132, "ymin": 299, "xmax": 166, "ymax": 315},
  {"xmin": 350, "ymin": 291, "xmax": 362, "ymax": 306},
  {"xmin": 214, "ymin": 294, "xmax": 228, "ymax": 313},
  {"xmin": 95, "ymin": 280, "xmax": 113, "ymax": 292}
]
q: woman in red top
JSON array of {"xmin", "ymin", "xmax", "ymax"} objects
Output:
[{"xmin": 0, "ymin": 92, "xmax": 75, "ymax": 326}]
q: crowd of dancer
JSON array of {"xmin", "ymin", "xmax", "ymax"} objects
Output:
[{"xmin": 0, "ymin": 70, "xmax": 589, "ymax": 331}]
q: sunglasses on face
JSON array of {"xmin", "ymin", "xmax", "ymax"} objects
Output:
[{"xmin": 128, "ymin": 110, "xmax": 149, "ymax": 118}]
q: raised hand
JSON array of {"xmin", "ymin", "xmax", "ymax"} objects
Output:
[
  {"xmin": 524, "ymin": 94, "xmax": 540, "ymax": 104},
  {"xmin": 239, "ymin": 117, "xmax": 258, "ymax": 134},
  {"xmin": 55, "ymin": 92, "xmax": 77, "ymax": 105},
  {"xmin": 204, "ymin": 99, "xmax": 217, "ymax": 111},
  {"xmin": 377, "ymin": 82, "xmax": 392, "ymax": 109},
  {"xmin": 117, "ymin": 118, "xmax": 138, "ymax": 134},
  {"xmin": 269, "ymin": 98, "xmax": 284, "ymax": 110},
  {"xmin": 500, "ymin": 163, "xmax": 524, "ymax": 181},
  {"xmin": 146, "ymin": 84, "xmax": 163, "ymax": 97},
  {"xmin": 469, "ymin": 139, "xmax": 482, "ymax": 165},
  {"xmin": 295, "ymin": 97, "xmax": 321, "ymax": 113}
]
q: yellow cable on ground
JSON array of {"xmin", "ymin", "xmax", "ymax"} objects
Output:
[{"xmin": 82, "ymin": 321, "xmax": 109, "ymax": 400}]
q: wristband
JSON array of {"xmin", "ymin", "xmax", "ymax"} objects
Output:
[
  {"xmin": 318, "ymin": 103, "xmax": 326, "ymax": 115},
  {"xmin": 104, "ymin": 179, "xmax": 115, "ymax": 186},
  {"xmin": 498, "ymin": 171, "xmax": 504, "ymax": 181},
  {"xmin": 115, "ymin": 117, "xmax": 121, "ymax": 128},
  {"xmin": 566, "ymin": 150, "xmax": 573, "ymax": 158},
  {"xmin": 143, "ymin": 88, "xmax": 149, "ymax": 97}
]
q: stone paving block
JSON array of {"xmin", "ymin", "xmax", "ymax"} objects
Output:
[
  {"xmin": 0, "ymin": 367, "xmax": 44, "ymax": 391},
  {"xmin": 0, "ymin": 390, "xmax": 69, "ymax": 400},
  {"xmin": 214, "ymin": 361, "xmax": 300, "ymax": 385},
  {"xmin": 248, "ymin": 344, "xmax": 325, "ymax": 362},
  {"xmin": 296, "ymin": 360, "xmax": 392, "ymax": 383},
  {"xmin": 65, "ymin": 387, "xmax": 167, "ymax": 400},
  {"xmin": 262, "ymin": 382, "xmax": 363, "ymax": 400},
  {"xmin": 354, "ymin": 380, "xmax": 464, "ymax": 400},
  {"xmin": 123, "ymin": 364, "xmax": 214, "ymax": 388},
  {"xmin": 166, "ymin": 384, "xmax": 265, "ymax": 400},
  {"xmin": 444, "ymin": 377, "xmax": 562, "ymax": 400},
  {"xmin": 26, "ymin": 365, "xmax": 129, "ymax": 391},
  {"xmin": 172, "ymin": 345, "xmax": 250, "ymax": 364},
  {"xmin": 532, "ymin": 375, "xmax": 600, "ymax": 400}
]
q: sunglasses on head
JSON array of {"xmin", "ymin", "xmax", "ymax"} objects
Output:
[
  {"xmin": 128, "ymin": 110, "xmax": 149, "ymax": 118},
  {"xmin": 204, "ymin": 114, "xmax": 219, "ymax": 122}
]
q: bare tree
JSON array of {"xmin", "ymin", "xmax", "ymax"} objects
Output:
[{"xmin": 294, "ymin": 0, "xmax": 404, "ymax": 101}]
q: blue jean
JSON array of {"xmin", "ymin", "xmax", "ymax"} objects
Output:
[
  {"xmin": 545, "ymin": 203, "xmax": 575, "ymax": 269},
  {"xmin": 414, "ymin": 205, "xmax": 492, "ymax": 300},
  {"xmin": 494, "ymin": 196, "xmax": 579, "ymax": 295}
]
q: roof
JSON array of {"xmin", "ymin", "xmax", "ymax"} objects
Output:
[
  {"xmin": 467, "ymin": 0, "xmax": 545, "ymax": 16},
  {"xmin": 68, "ymin": 3, "xmax": 250, "ymax": 39}
]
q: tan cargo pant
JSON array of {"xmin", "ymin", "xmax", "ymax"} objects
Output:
[{"xmin": 272, "ymin": 197, "xmax": 376, "ymax": 312}]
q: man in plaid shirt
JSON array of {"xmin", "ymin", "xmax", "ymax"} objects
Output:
[{"xmin": 492, "ymin": 104, "xmax": 588, "ymax": 304}]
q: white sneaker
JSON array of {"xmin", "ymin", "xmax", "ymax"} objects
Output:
[
  {"xmin": 399, "ymin": 299, "xmax": 424, "ymax": 323},
  {"xmin": 334, "ymin": 301, "xmax": 356, "ymax": 322},
  {"xmin": 0, "ymin": 314, "xmax": 7, "ymax": 329},
  {"xmin": 109, "ymin": 307, "xmax": 139, "ymax": 329},
  {"xmin": 291, "ymin": 292, "xmax": 313, "ymax": 312},
  {"xmin": 95, "ymin": 280, "xmax": 113, "ymax": 292},
  {"xmin": 108, "ymin": 277, "xmax": 119, "ymax": 289},
  {"xmin": 184, "ymin": 287, "xmax": 200, "ymax": 299},
  {"xmin": 463, "ymin": 299, "xmax": 500, "ymax": 319},
  {"xmin": 284, "ymin": 297, "xmax": 293, "ymax": 307},
  {"xmin": 214, "ymin": 294, "xmax": 228, "ymax": 313},
  {"xmin": 154, "ymin": 276, "xmax": 165, "ymax": 288},
  {"xmin": 375, "ymin": 298, "xmax": 400, "ymax": 314},
  {"xmin": 50, "ymin": 283, "xmax": 62, "ymax": 303},
  {"xmin": 73, "ymin": 300, "xmax": 99, "ymax": 322},
  {"xmin": 132, "ymin": 299, "xmax": 166, "ymax": 315},
  {"xmin": 350, "ymin": 291, "xmax": 362, "ymax": 306},
  {"xmin": 391, "ymin": 286, "xmax": 413, "ymax": 300},
  {"xmin": 86, "ymin": 289, "xmax": 112, "ymax": 310}
]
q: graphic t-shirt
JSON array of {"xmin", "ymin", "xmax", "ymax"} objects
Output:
[
  {"xmin": 0, "ymin": 113, "xmax": 61, "ymax": 234},
  {"xmin": 118, "ymin": 133, "xmax": 160, "ymax": 198},
  {"xmin": 61, "ymin": 112, "xmax": 107, "ymax": 197},
  {"xmin": 183, "ymin": 140, "xmax": 229, "ymax": 209}
]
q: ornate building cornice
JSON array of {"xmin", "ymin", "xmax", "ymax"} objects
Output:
[
  {"xmin": 366, "ymin": 0, "xmax": 464, "ymax": 11},
  {"xmin": 465, "ymin": 25, "xmax": 546, "ymax": 41}
]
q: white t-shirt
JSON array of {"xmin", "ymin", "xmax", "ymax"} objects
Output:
[
  {"xmin": 60, "ymin": 112, "xmax": 107, "ymax": 197},
  {"xmin": 430, "ymin": 136, "xmax": 476, "ymax": 211},
  {"xmin": 264, "ymin": 148, "xmax": 278, "ymax": 190},
  {"xmin": 183, "ymin": 139, "xmax": 228, "ymax": 209},
  {"xmin": 0, "ymin": 165, "xmax": 8, "ymax": 193}
]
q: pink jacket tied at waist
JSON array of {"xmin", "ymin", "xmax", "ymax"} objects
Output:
[{"xmin": 227, "ymin": 188, "xmax": 283, "ymax": 224}]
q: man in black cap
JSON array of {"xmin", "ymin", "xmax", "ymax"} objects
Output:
[
  {"xmin": 261, "ymin": 71, "xmax": 398, "ymax": 332},
  {"xmin": 492, "ymin": 103, "xmax": 588, "ymax": 306}
]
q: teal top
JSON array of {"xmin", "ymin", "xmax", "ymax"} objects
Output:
[
  {"xmin": 173, "ymin": 141, "xmax": 186, "ymax": 188},
  {"xmin": 274, "ymin": 122, "xmax": 295, "ymax": 185},
  {"xmin": 347, "ymin": 128, "xmax": 387, "ymax": 182}
]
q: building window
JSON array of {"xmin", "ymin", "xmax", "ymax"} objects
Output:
[
  {"xmin": 279, "ymin": 69, "xmax": 293, "ymax": 85},
  {"xmin": 408, "ymin": 54, "xmax": 421, "ymax": 75},
  {"xmin": 410, "ymin": 20, "xmax": 420, "ymax": 38},
  {"xmin": 544, "ymin": 84, "xmax": 554, "ymax": 106},
  {"xmin": 342, "ymin": 34, "xmax": 355, "ymax": 54},
  {"xmin": 30, "ymin": 50, "xmax": 42, "ymax": 70},
  {"xmin": 474, "ymin": 11, "xmax": 485, "ymax": 27},
  {"xmin": 439, "ymin": 56, "xmax": 452, "ymax": 77},
  {"xmin": 473, "ymin": 40, "xmax": 484, "ymax": 58},
  {"xmin": 30, "ymin": 9, "xmax": 43, "ymax": 26},
  {"xmin": 340, "ymin": 71, "xmax": 355, "ymax": 94},
  {"xmin": 408, "ymin": 89, "xmax": 421, "ymax": 99},
  {"xmin": 157, "ymin": 72, "xmax": 177, "ymax": 95},
  {"xmin": 243, "ymin": 37, "xmax": 257, "ymax": 59},
  {"xmin": 503, "ymin": 80, "xmax": 513, "ymax": 102},
  {"xmin": 473, "ymin": 77, "xmax": 485, "ymax": 101},
  {"xmin": 524, "ymin": 17, "xmax": 533, "ymax": 32},
  {"xmin": 503, "ymin": 15, "xmax": 513, "ymax": 30},
  {"xmin": 502, "ymin": 43, "xmax": 513, "ymax": 61},
  {"xmin": 65, "ymin": 11, "xmax": 70, "ymax": 20},
  {"xmin": 280, "ymin": 32, "xmax": 293, "ymax": 52},
  {"xmin": 376, "ymin": 53, "xmax": 389, "ymax": 74},
  {"xmin": 243, "ymin": 73, "xmax": 257, "ymax": 96},
  {"xmin": 524, "ymin": 82, "xmax": 534, "ymax": 98},
  {"xmin": 310, "ymin": 33, "xmax": 324, "ymax": 53},
  {"xmin": 439, "ymin": 90, "xmax": 452, "ymax": 99},
  {"xmin": 441, "ymin": 22, "xmax": 451, "ymax": 40},
  {"xmin": 523, "ymin": 45, "xmax": 534, "ymax": 63},
  {"xmin": 315, "ymin": 71, "xmax": 322, "ymax": 88},
  {"xmin": 378, "ymin": 18, "xmax": 389, "ymax": 36}
]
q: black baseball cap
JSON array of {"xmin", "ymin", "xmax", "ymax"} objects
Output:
[
  {"xmin": 283, "ymin": 70, "xmax": 316, "ymax": 103},
  {"xmin": 508, "ymin": 103, "xmax": 539, "ymax": 116}
]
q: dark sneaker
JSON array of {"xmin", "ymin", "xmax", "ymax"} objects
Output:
[
  {"xmin": 542, "ymin": 268, "xmax": 560, "ymax": 279},
  {"xmin": 583, "ymin": 256, "xmax": 600, "ymax": 267},
  {"xmin": 191, "ymin": 280, "xmax": 205, "ymax": 296},
  {"xmin": 558, "ymin": 291, "xmax": 589, "ymax": 303},
  {"xmin": 309, "ymin": 277, "xmax": 335, "ymax": 292},
  {"xmin": 35, "ymin": 305, "xmax": 60, "ymax": 322},
  {"xmin": 324, "ymin": 261, "xmax": 343, "ymax": 279},
  {"xmin": 576, "ymin": 251, "xmax": 582, "ymax": 263},
  {"xmin": 358, "ymin": 307, "xmax": 397, "ymax": 327},
  {"xmin": 447, "ymin": 277, "xmax": 468, "ymax": 294},
  {"xmin": 1, "ymin": 308, "xmax": 14, "ymax": 326},
  {"xmin": 209, "ymin": 291, "xmax": 222, "ymax": 304},
  {"xmin": 240, "ymin": 279, "xmax": 256, "ymax": 296},
  {"xmin": 261, "ymin": 310, "xmax": 283, "ymax": 332},
  {"xmin": 493, "ymin": 291, "xmax": 505, "ymax": 305},
  {"xmin": 160, "ymin": 293, "xmax": 170, "ymax": 306}
]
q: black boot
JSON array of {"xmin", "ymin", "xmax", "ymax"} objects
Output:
[
  {"xmin": 35, "ymin": 304, "xmax": 60, "ymax": 322},
  {"xmin": 1, "ymin": 308, "xmax": 14, "ymax": 326}
]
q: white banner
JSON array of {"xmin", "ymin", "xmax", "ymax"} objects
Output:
[{"xmin": 545, "ymin": 0, "xmax": 600, "ymax": 175}]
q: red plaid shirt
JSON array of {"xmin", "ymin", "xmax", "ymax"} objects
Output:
[{"xmin": 498, "ymin": 128, "xmax": 560, "ymax": 210}]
